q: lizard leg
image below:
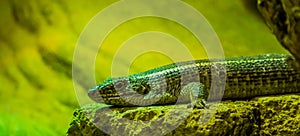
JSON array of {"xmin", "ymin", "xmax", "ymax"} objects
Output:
[{"xmin": 179, "ymin": 82, "xmax": 208, "ymax": 109}]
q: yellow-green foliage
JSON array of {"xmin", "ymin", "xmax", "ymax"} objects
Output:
[{"xmin": 0, "ymin": 112, "xmax": 55, "ymax": 136}]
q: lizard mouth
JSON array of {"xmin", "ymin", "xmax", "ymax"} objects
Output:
[
  {"xmin": 94, "ymin": 94, "xmax": 137, "ymax": 106},
  {"xmin": 88, "ymin": 87, "xmax": 134, "ymax": 104},
  {"xmin": 89, "ymin": 88, "xmax": 158, "ymax": 106}
]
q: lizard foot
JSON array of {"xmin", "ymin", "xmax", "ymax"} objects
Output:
[{"xmin": 180, "ymin": 82, "xmax": 208, "ymax": 109}]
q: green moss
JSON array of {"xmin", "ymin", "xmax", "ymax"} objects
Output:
[{"xmin": 68, "ymin": 95, "xmax": 300, "ymax": 135}]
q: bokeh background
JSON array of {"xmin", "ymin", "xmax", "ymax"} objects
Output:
[{"xmin": 0, "ymin": 0, "xmax": 288, "ymax": 135}]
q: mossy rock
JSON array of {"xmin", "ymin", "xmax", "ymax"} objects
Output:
[
  {"xmin": 258, "ymin": 0, "xmax": 300, "ymax": 63},
  {"xmin": 67, "ymin": 95, "xmax": 300, "ymax": 135}
]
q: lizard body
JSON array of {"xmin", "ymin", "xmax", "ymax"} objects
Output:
[{"xmin": 88, "ymin": 54, "xmax": 300, "ymax": 106}]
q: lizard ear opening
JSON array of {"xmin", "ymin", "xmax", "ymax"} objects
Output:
[{"xmin": 130, "ymin": 81, "xmax": 150, "ymax": 95}]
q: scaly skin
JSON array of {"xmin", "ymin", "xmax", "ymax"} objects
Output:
[{"xmin": 88, "ymin": 54, "xmax": 300, "ymax": 106}]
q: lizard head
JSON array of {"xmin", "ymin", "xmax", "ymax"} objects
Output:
[{"xmin": 88, "ymin": 76, "xmax": 152, "ymax": 106}]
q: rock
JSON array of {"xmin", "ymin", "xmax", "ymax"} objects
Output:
[
  {"xmin": 257, "ymin": 95, "xmax": 300, "ymax": 135},
  {"xmin": 67, "ymin": 95, "xmax": 300, "ymax": 135},
  {"xmin": 258, "ymin": 0, "xmax": 300, "ymax": 64}
]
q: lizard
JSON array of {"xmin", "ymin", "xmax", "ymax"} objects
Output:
[{"xmin": 88, "ymin": 54, "xmax": 300, "ymax": 107}]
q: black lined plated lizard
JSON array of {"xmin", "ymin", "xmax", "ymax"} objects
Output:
[{"xmin": 88, "ymin": 54, "xmax": 300, "ymax": 107}]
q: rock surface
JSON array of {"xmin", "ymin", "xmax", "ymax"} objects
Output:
[
  {"xmin": 67, "ymin": 95, "xmax": 300, "ymax": 136},
  {"xmin": 258, "ymin": 0, "xmax": 300, "ymax": 64}
]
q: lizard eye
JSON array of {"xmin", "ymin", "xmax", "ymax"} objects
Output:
[{"xmin": 114, "ymin": 81, "xmax": 125, "ymax": 89}]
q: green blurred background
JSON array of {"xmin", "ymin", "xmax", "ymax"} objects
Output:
[{"xmin": 0, "ymin": 0, "xmax": 287, "ymax": 135}]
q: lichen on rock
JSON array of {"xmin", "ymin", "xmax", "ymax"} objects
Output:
[
  {"xmin": 67, "ymin": 95, "xmax": 300, "ymax": 135},
  {"xmin": 258, "ymin": 0, "xmax": 300, "ymax": 64}
]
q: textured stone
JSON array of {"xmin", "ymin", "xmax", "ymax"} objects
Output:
[
  {"xmin": 67, "ymin": 95, "xmax": 300, "ymax": 135},
  {"xmin": 257, "ymin": 95, "xmax": 300, "ymax": 135},
  {"xmin": 258, "ymin": 0, "xmax": 300, "ymax": 64}
]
